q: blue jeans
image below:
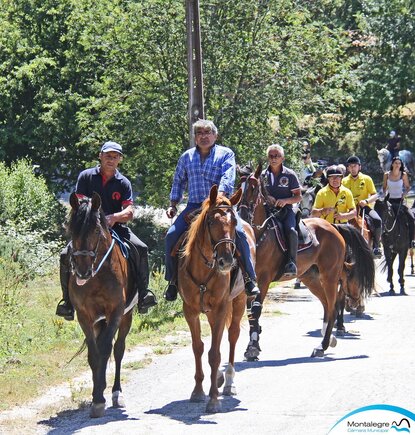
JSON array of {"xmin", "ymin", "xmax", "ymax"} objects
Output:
[{"xmin": 164, "ymin": 203, "xmax": 256, "ymax": 282}]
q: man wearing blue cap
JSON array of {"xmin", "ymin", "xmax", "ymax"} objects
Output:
[{"xmin": 56, "ymin": 141, "xmax": 157, "ymax": 320}]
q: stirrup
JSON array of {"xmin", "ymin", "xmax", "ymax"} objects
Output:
[
  {"xmin": 138, "ymin": 290, "xmax": 158, "ymax": 314},
  {"xmin": 164, "ymin": 283, "xmax": 178, "ymax": 301},
  {"xmin": 283, "ymin": 262, "xmax": 297, "ymax": 277},
  {"xmin": 55, "ymin": 299, "xmax": 74, "ymax": 321},
  {"xmin": 245, "ymin": 280, "xmax": 260, "ymax": 297}
]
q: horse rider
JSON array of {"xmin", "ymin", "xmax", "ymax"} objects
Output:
[
  {"xmin": 56, "ymin": 141, "xmax": 157, "ymax": 320},
  {"xmin": 164, "ymin": 119, "xmax": 260, "ymax": 302},
  {"xmin": 382, "ymin": 156, "xmax": 415, "ymax": 248},
  {"xmin": 311, "ymin": 165, "xmax": 356, "ymax": 224},
  {"xmin": 387, "ymin": 130, "xmax": 401, "ymax": 158},
  {"xmin": 342, "ymin": 155, "xmax": 383, "ymax": 258},
  {"xmin": 262, "ymin": 144, "xmax": 302, "ymax": 277}
]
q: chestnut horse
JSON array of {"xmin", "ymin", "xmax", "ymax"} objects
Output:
[
  {"xmin": 178, "ymin": 185, "xmax": 250, "ymax": 413},
  {"xmin": 239, "ymin": 165, "xmax": 375, "ymax": 358},
  {"xmin": 68, "ymin": 192, "xmax": 136, "ymax": 417}
]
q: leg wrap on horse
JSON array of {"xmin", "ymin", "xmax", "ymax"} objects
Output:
[{"xmin": 247, "ymin": 294, "xmax": 262, "ymax": 320}]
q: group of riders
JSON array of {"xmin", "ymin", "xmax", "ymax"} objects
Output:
[{"xmin": 55, "ymin": 120, "xmax": 414, "ymax": 321}]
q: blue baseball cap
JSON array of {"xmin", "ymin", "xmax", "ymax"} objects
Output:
[{"xmin": 100, "ymin": 141, "xmax": 123, "ymax": 155}]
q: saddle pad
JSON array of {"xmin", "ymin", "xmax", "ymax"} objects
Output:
[{"xmin": 269, "ymin": 217, "xmax": 314, "ymax": 252}]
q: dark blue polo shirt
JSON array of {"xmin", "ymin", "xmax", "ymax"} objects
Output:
[
  {"xmin": 75, "ymin": 166, "xmax": 133, "ymax": 215},
  {"xmin": 262, "ymin": 165, "xmax": 300, "ymax": 209}
]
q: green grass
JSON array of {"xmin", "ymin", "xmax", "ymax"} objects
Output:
[{"xmin": 0, "ymin": 269, "xmax": 187, "ymax": 411}]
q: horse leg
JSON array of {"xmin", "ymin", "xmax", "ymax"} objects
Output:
[
  {"xmin": 244, "ymin": 278, "xmax": 269, "ymax": 361},
  {"xmin": 335, "ymin": 288, "xmax": 346, "ymax": 336},
  {"xmin": 183, "ymin": 304, "xmax": 205, "ymax": 403},
  {"xmin": 91, "ymin": 313, "xmax": 122, "ymax": 417},
  {"xmin": 112, "ymin": 311, "xmax": 133, "ymax": 408},
  {"xmin": 386, "ymin": 251, "xmax": 396, "ymax": 295},
  {"xmin": 223, "ymin": 293, "xmax": 245, "ymax": 396},
  {"xmin": 302, "ymin": 273, "xmax": 337, "ymax": 357},
  {"xmin": 205, "ymin": 305, "xmax": 228, "ymax": 413},
  {"xmin": 398, "ymin": 250, "xmax": 407, "ymax": 295},
  {"xmin": 410, "ymin": 248, "xmax": 414, "ymax": 275}
]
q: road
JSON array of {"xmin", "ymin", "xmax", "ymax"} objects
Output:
[{"xmin": 1, "ymin": 261, "xmax": 415, "ymax": 435}]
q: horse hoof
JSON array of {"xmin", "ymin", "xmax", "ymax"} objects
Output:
[
  {"xmin": 329, "ymin": 335, "xmax": 337, "ymax": 348},
  {"xmin": 217, "ymin": 371, "xmax": 225, "ymax": 388},
  {"xmin": 244, "ymin": 347, "xmax": 260, "ymax": 360},
  {"xmin": 311, "ymin": 348, "xmax": 324, "ymax": 358},
  {"xmin": 190, "ymin": 391, "xmax": 206, "ymax": 402},
  {"xmin": 206, "ymin": 398, "xmax": 222, "ymax": 413},
  {"xmin": 90, "ymin": 402, "xmax": 105, "ymax": 418},
  {"xmin": 336, "ymin": 329, "xmax": 345, "ymax": 337},
  {"xmin": 223, "ymin": 385, "xmax": 236, "ymax": 396},
  {"xmin": 389, "ymin": 289, "xmax": 396, "ymax": 296},
  {"xmin": 112, "ymin": 391, "xmax": 125, "ymax": 408},
  {"xmin": 294, "ymin": 282, "xmax": 301, "ymax": 289},
  {"xmin": 400, "ymin": 289, "xmax": 408, "ymax": 295}
]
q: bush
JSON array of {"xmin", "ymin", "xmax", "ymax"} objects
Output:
[{"xmin": 0, "ymin": 159, "xmax": 66, "ymax": 238}]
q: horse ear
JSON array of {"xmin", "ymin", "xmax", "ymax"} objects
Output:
[
  {"xmin": 69, "ymin": 192, "xmax": 79, "ymax": 211},
  {"xmin": 230, "ymin": 188, "xmax": 243, "ymax": 206},
  {"xmin": 209, "ymin": 185, "xmax": 218, "ymax": 204},
  {"xmin": 343, "ymin": 261, "xmax": 354, "ymax": 275},
  {"xmin": 254, "ymin": 163, "xmax": 262, "ymax": 178},
  {"xmin": 91, "ymin": 192, "xmax": 101, "ymax": 211}
]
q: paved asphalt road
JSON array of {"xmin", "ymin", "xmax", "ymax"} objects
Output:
[{"xmin": 1, "ymin": 260, "xmax": 415, "ymax": 435}]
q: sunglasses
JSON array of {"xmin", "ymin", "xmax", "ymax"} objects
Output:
[{"xmin": 268, "ymin": 154, "xmax": 283, "ymax": 159}]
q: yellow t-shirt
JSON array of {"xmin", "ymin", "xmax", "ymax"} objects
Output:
[
  {"xmin": 342, "ymin": 173, "xmax": 376, "ymax": 208},
  {"xmin": 313, "ymin": 184, "xmax": 356, "ymax": 223}
]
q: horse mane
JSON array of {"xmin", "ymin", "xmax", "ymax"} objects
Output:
[
  {"xmin": 68, "ymin": 198, "xmax": 108, "ymax": 239},
  {"xmin": 182, "ymin": 194, "xmax": 233, "ymax": 263}
]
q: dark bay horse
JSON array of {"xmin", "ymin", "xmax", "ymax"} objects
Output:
[
  {"xmin": 239, "ymin": 165, "xmax": 375, "ymax": 358},
  {"xmin": 375, "ymin": 198, "xmax": 411, "ymax": 295},
  {"xmin": 178, "ymin": 185, "xmax": 250, "ymax": 413},
  {"xmin": 68, "ymin": 192, "xmax": 136, "ymax": 417}
]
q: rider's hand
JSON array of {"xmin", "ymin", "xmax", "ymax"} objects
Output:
[
  {"xmin": 275, "ymin": 198, "xmax": 287, "ymax": 208},
  {"xmin": 359, "ymin": 199, "xmax": 368, "ymax": 208},
  {"xmin": 166, "ymin": 206, "xmax": 177, "ymax": 219}
]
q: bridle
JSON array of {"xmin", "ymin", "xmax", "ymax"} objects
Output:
[
  {"xmin": 70, "ymin": 227, "xmax": 115, "ymax": 283},
  {"xmin": 187, "ymin": 204, "xmax": 237, "ymax": 313}
]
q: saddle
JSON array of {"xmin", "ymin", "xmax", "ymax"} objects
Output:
[{"xmin": 264, "ymin": 208, "xmax": 314, "ymax": 252}]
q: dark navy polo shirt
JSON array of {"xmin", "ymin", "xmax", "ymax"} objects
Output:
[
  {"xmin": 75, "ymin": 166, "xmax": 133, "ymax": 215},
  {"xmin": 262, "ymin": 165, "xmax": 300, "ymax": 209}
]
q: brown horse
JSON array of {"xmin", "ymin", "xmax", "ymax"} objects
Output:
[
  {"xmin": 68, "ymin": 192, "xmax": 136, "ymax": 417},
  {"xmin": 350, "ymin": 204, "xmax": 373, "ymax": 247},
  {"xmin": 178, "ymin": 185, "xmax": 250, "ymax": 413},
  {"xmin": 239, "ymin": 165, "xmax": 375, "ymax": 358}
]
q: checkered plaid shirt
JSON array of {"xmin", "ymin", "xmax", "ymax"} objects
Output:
[{"xmin": 170, "ymin": 144, "xmax": 235, "ymax": 203}]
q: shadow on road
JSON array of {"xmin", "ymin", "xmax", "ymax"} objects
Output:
[
  {"xmin": 39, "ymin": 406, "xmax": 139, "ymax": 434},
  {"xmin": 145, "ymin": 396, "xmax": 246, "ymax": 425},
  {"xmin": 234, "ymin": 354, "xmax": 369, "ymax": 372}
]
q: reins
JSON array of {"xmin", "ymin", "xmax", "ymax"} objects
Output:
[{"xmin": 186, "ymin": 205, "xmax": 237, "ymax": 313}]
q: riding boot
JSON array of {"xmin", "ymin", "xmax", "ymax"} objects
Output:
[
  {"xmin": 164, "ymin": 256, "xmax": 179, "ymax": 301},
  {"xmin": 283, "ymin": 230, "xmax": 298, "ymax": 277},
  {"xmin": 135, "ymin": 249, "xmax": 157, "ymax": 314},
  {"xmin": 55, "ymin": 252, "xmax": 74, "ymax": 321},
  {"xmin": 372, "ymin": 226, "xmax": 382, "ymax": 258}
]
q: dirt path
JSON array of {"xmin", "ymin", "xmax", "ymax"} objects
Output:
[{"xmin": 1, "ymin": 261, "xmax": 415, "ymax": 435}]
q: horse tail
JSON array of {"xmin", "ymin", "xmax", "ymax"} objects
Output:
[
  {"xmin": 66, "ymin": 339, "xmax": 87, "ymax": 366},
  {"xmin": 333, "ymin": 224, "xmax": 375, "ymax": 298}
]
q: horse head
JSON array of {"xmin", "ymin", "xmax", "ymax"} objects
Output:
[
  {"xmin": 184, "ymin": 185, "xmax": 241, "ymax": 273},
  {"xmin": 340, "ymin": 261, "xmax": 362, "ymax": 309},
  {"xmin": 377, "ymin": 148, "xmax": 391, "ymax": 172},
  {"xmin": 239, "ymin": 163, "xmax": 265, "ymax": 224},
  {"xmin": 68, "ymin": 192, "xmax": 109, "ymax": 284},
  {"xmin": 299, "ymin": 186, "xmax": 317, "ymax": 218}
]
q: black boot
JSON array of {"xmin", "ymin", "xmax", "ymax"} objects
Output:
[
  {"xmin": 138, "ymin": 289, "xmax": 158, "ymax": 314},
  {"xmin": 283, "ymin": 230, "xmax": 298, "ymax": 277},
  {"xmin": 244, "ymin": 278, "xmax": 260, "ymax": 296},
  {"xmin": 55, "ymin": 251, "xmax": 74, "ymax": 321},
  {"xmin": 164, "ymin": 282, "xmax": 178, "ymax": 301},
  {"xmin": 372, "ymin": 227, "xmax": 382, "ymax": 258}
]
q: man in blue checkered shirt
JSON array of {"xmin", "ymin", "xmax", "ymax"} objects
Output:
[{"xmin": 164, "ymin": 119, "xmax": 259, "ymax": 301}]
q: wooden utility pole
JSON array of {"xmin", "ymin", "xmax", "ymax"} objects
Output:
[{"xmin": 185, "ymin": 0, "xmax": 204, "ymax": 148}]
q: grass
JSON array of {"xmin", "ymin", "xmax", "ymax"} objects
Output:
[{"xmin": 0, "ymin": 270, "xmax": 188, "ymax": 412}]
